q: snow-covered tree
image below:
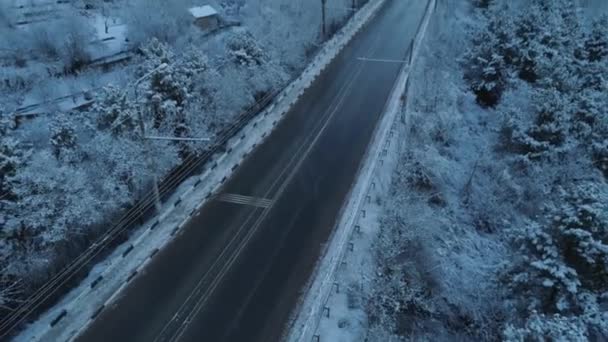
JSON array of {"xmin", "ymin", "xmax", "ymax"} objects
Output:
[
  {"xmin": 226, "ymin": 32, "xmax": 267, "ymax": 67},
  {"xmin": 463, "ymin": 12, "xmax": 508, "ymax": 107},
  {"xmin": 593, "ymin": 141, "xmax": 608, "ymax": 179},
  {"xmin": 50, "ymin": 113, "xmax": 79, "ymax": 161},
  {"xmin": 584, "ymin": 15, "xmax": 608, "ymax": 62},
  {"xmin": 137, "ymin": 39, "xmax": 211, "ymax": 156},
  {"xmin": 505, "ymin": 220, "xmax": 581, "ymax": 314},
  {"xmin": 503, "ymin": 309, "xmax": 608, "ymax": 342},
  {"xmin": 501, "ymin": 88, "xmax": 573, "ymax": 159},
  {"xmin": 0, "ymin": 133, "xmax": 27, "ymax": 203},
  {"xmin": 81, "ymin": 130, "xmax": 178, "ymax": 206},
  {"xmin": 504, "ymin": 182, "xmax": 608, "ymax": 316},
  {"xmin": 9, "ymin": 150, "xmax": 102, "ymax": 243},
  {"xmin": 92, "ymin": 85, "xmax": 139, "ymax": 136}
]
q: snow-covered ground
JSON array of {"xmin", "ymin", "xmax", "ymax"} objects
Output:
[
  {"xmin": 12, "ymin": 0, "xmax": 389, "ymax": 340},
  {"xmin": 329, "ymin": 0, "xmax": 608, "ymax": 340}
]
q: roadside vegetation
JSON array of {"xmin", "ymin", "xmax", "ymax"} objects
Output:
[{"xmin": 365, "ymin": 0, "xmax": 608, "ymax": 340}]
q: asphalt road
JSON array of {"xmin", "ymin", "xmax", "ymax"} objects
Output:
[{"xmin": 76, "ymin": 1, "xmax": 428, "ymax": 341}]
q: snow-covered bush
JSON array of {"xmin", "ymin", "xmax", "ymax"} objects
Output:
[{"xmin": 226, "ymin": 32, "xmax": 266, "ymax": 67}]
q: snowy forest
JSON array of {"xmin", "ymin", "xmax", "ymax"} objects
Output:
[
  {"xmin": 365, "ymin": 0, "xmax": 608, "ymax": 340},
  {"xmin": 0, "ymin": 0, "xmax": 361, "ymax": 318}
]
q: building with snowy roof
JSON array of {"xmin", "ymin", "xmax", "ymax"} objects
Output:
[{"xmin": 189, "ymin": 5, "xmax": 220, "ymax": 31}]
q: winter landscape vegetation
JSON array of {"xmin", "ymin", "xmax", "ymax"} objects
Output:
[
  {"xmin": 0, "ymin": 0, "xmax": 607, "ymax": 340},
  {"xmin": 363, "ymin": 0, "xmax": 608, "ymax": 340}
]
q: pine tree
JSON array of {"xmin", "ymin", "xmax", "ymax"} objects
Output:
[
  {"xmin": 584, "ymin": 15, "xmax": 608, "ymax": 62},
  {"xmin": 463, "ymin": 34, "xmax": 506, "ymax": 107},
  {"xmin": 503, "ymin": 88, "xmax": 573, "ymax": 159},
  {"xmin": 504, "ymin": 182, "xmax": 608, "ymax": 315},
  {"xmin": 138, "ymin": 39, "xmax": 210, "ymax": 157},
  {"xmin": 593, "ymin": 141, "xmax": 608, "ymax": 179},
  {"xmin": 505, "ymin": 220, "xmax": 581, "ymax": 314},
  {"xmin": 511, "ymin": 4, "xmax": 545, "ymax": 83}
]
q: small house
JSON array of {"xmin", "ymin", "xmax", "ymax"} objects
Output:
[{"xmin": 189, "ymin": 5, "xmax": 220, "ymax": 31}]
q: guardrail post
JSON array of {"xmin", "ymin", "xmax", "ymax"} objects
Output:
[
  {"xmin": 91, "ymin": 305, "xmax": 105, "ymax": 319},
  {"xmin": 50, "ymin": 309, "xmax": 67, "ymax": 327},
  {"xmin": 348, "ymin": 242, "xmax": 354, "ymax": 251},
  {"xmin": 355, "ymin": 225, "xmax": 361, "ymax": 234},
  {"xmin": 323, "ymin": 306, "xmax": 330, "ymax": 318},
  {"xmin": 361, "ymin": 209, "xmax": 366, "ymax": 218},
  {"xmin": 122, "ymin": 244, "xmax": 134, "ymax": 257},
  {"xmin": 90, "ymin": 276, "xmax": 103, "ymax": 289}
]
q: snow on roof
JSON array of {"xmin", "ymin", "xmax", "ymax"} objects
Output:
[{"xmin": 189, "ymin": 5, "xmax": 218, "ymax": 18}]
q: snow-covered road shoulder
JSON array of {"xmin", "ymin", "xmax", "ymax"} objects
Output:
[{"xmin": 284, "ymin": 1, "xmax": 436, "ymax": 341}]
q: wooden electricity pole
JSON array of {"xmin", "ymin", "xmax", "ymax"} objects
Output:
[{"xmin": 321, "ymin": 0, "xmax": 327, "ymax": 38}]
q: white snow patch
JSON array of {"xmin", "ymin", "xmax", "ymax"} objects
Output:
[{"xmin": 189, "ymin": 5, "xmax": 218, "ymax": 19}]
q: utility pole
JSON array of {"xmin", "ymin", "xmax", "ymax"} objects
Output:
[
  {"xmin": 131, "ymin": 63, "xmax": 168, "ymax": 214},
  {"xmin": 122, "ymin": 63, "xmax": 209, "ymax": 215},
  {"xmin": 137, "ymin": 105, "xmax": 162, "ymax": 214},
  {"xmin": 128, "ymin": 63, "xmax": 210, "ymax": 214},
  {"xmin": 321, "ymin": 0, "xmax": 327, "ymax": 39}
]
